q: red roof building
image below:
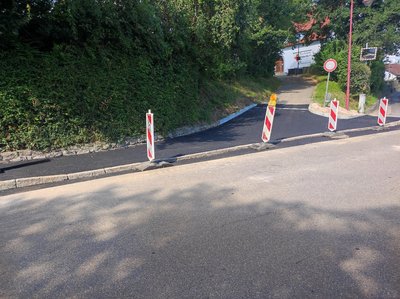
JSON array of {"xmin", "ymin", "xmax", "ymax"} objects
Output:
[
  {"xmin": 276, "ymin": 14, "xmax": 330, "ymax": 75},
  {"xmin": 385, "ymin": 64, "xmax": 400, "ymax": 77},
  {"xmin": 292, "ymin": 15, "xmax": 330, "ymax": 42}
]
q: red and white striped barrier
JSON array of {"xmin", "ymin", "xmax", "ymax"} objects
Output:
[
  {"xmin": 261, "ymin": 105, "xmax": 276, "ymax": 142},
  {"xmin": 377, "ymin": 97, "xmax": 389, "ymax": 126},
  {"xmin": 146, "ymin": 110, "xmax": 155, "ymax": 161},
  {"xmin": 328, "ymin": 99, "xmax": 339, "ymax": 132}
]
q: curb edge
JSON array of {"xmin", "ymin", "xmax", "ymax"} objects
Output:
[
  {"xmin": 2, "ymin": 121, "xmax": 400, "ymax": 192},
  {"xmin": 308, "ymin": 103, "xmax": 363, "ymax": 119}
]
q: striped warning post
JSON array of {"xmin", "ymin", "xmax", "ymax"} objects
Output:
[
  {"xmin": 377, "ymin": 97, "xmax": 389, "ymax": 126},
  {"xmin": 328, "ymin": 99, "xmax": 339, "ymax": 132},
  {"xmin": 146, "ymin": 110, "xmax": 155, "ymax": 161},
  {"xmin": 261, "ymin": 105, "xmax": 276, "ymax": 143}
]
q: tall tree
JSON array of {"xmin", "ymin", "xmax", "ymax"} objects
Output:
[{"xmin": 311, "ymin": 0, "xmax": 400, "ymax": 54}]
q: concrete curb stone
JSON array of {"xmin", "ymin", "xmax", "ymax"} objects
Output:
[
  {"xmin": 175, "ymin": 144, "xmax": 256, "ymax": 162},
  {"xmin": 322, "ymin": 132, "xmax": 350, "ymax": 139},
  {"xmin": 0, "ymin": 180, "xmax": 17, "ymax": 191},
  {"xmin": 250, "ymin": 143, "xmax": 277, "ymax": 151},
  {"xmin": 16, "ymin": 174, "xmax": 68, "ymax": 188},
  {"xmin": 136, "ymin": 161, "xmax": 174, "ymax": 172},
  {"xmin": 308, "ymin": 103, "xmax": 363, "ymax": 119},
  {"xmin": 67, "ymin": 169, "xmax": 106, "ymax": 180},
  {"xmin": 104, "ymin": 163, "xmax": 142, "ymax": 174}
]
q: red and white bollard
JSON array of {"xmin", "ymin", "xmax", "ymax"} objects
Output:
[
  {"xmin": 261, "ymin": 105, "xmax": 276, "ymax": 143},
  {"xmin": 377, "ymin": 97, "xmax": 389, "ymax": 126},
  {"xmin": 328, "ymin": 99, "xmax": 339, "ymax": 132},
  {"xmin": 146, "ymin": 110, "xmax": 155, "ymax": 161}
]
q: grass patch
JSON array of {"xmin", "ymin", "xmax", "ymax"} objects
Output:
[
  {"xmin": 313, "ymin": 80, "xmax": 377, "ymax": 110},
  {"xmin": 200, "ymin": 76, "xmax": 281, "ymax": 121},
  {"xmin": 365, "ymin": 94, "xmax": 378, "ymax": 108},
  {"xmin": 313, "ymin": 80, "xmax": 345, "ymax": 106},
  {"xmin": 314, "ymin": 75, "xmax": 328, "ymax": 83},
  {"xmin": 302, "ymin": 74, "xmax": 327, "ymax": 83},
  {"xmin": 230, "ymin": 76, "xmax": 281, "ymax": 102}
]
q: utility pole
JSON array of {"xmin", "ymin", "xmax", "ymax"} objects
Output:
[
  {"xmin": 345, "ymin": 0, "xmax": 354, "ymax": 110},
  {"xmin": 346, "ymin": 0, "xmax": 374, "ymax": 110}
]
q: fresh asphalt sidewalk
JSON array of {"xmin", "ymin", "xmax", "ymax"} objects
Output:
[{"xmin": 1, "ymin": 76, "xmax": 400, "ymax": 191}]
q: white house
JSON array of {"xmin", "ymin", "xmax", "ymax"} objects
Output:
[
  {"xmin": 277, "ymin": 41, "xmax": 322, "ymax": 75},
  {"xmin": 275, "ymin": 14, "xmax": 329, "ymax": 75},
  {"xmin": 385, "ymin": 70, "xmax": 397, "ymax": 82},
  {"xmin": 384, "ymin": 55, "xmax": 400, "ymax": 64},
  {"xmin": 384, "ymin": 64, "xmax": 400, "ymax": 91}
]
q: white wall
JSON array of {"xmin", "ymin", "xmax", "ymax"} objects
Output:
[
  {"xmin": 384, "ymin": 71, "xmax": 397, "ymax": 82},
  {"xmin": 384, "ymin": 55, "xmax": 400, "ymax": 64},
  {"xmin": 281, "ymin": 41, "xmax": 321, "ymax": 74}
]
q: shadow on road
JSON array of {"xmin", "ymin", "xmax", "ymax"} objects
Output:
[{"xmin": 1, "ymin": 183, "xmax": 399, "ymax": 297}]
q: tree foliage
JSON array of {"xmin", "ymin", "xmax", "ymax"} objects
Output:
[
  {"xmin": 0, "ymin": 0, "xmax": 306, "ymax": 150},
  {"xmin": 309, "ymin": 0, "xmax": 400, "ymax": 54},
  {"xmin": 308, "ymin": 0, "xmax": 397, "ymax": 96}
]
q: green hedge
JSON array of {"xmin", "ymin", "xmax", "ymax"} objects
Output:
[
  {"xmin": 1, "ymin": 45, "xmax": 279, "ymax": 151},
  {"xmin": 0, "ymin": 46, "xmax": 203, "ymax": 150},
  {"xmin": 0, "ymin": 0, "xmax": 292, "ymax": 151},
  {"xmin": 313, "ymin": 40, "xmax": 385, "ymax": 96}
]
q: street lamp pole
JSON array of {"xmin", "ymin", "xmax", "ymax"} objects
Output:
[{"xmin": 345, "ymin": 0, "xmax": 354, "ymax": 110}]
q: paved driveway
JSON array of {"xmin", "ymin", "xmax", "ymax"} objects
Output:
[
  {"xmin": 276, "ymin": 76, "xmax": 315, "ymax": 105},
  {"xmin": 388, "ymin": 91, "xmax": 400, "ymax": 117}
]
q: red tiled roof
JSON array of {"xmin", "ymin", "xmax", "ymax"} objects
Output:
[
  {"xmin": 293, "ymin": 19, "xmax": 314, "ymax": 32},
  {"xmin": 385, "ymin": 64, "xmax": 400, "ymax": 76},
  {"xmin": 292, "ymin": 15, "xmax": 330, "ymax": 42}
]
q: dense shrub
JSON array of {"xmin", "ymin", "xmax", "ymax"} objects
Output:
[
  {"xmin": 0, "ymin": 0, "xmax": 303, "ymax": 151},
  {"xmin": 313, "ymin": 40, "xmax": 348, "ymax": 81},
  {"xmin": 369, "ymin": 60, "xmax": 385, "ymax": 93},
  {"xmin": 314, "ymin": 41, "xmax": 384, "ymax": 96},
  {"xmin": 337, "ymin": 62, "xmax": 371, "ymax": 94},
  {"xmin": 0, "ymin": 45, "xmax": 206, "ymax": 150}
]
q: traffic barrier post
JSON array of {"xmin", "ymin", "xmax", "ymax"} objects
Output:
[
  {"xmin": 328, "ymin": 99, "xmax": 339, "ymax": 132},
  {"xmin": 377, "ymin": 97, "xmax": 389, "ymax": 126},
  {"xmin": 146, "ymin": 110, "xmax": 155, "ymax": 161},
  {"xmin": 261, "ymin": 94, "xmax": 277, "ymax": 143}
]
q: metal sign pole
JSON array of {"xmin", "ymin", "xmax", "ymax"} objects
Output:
[
  {"xmin": 324, "ymin": 72, "xmax": 331, "ymax": 106},
  {"xmin": 323, "ymin": 58, "xmax": 337, "ymax": 106}
]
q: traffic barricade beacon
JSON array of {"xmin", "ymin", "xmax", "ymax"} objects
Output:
[
  {"xmin": 261, "ymin": 93, "xmax": 277, "ymax": 143},
  {"xmin": 377, "ymin": 97, "xmax": 389, "ymax": 126},
  {"xmin": 328, "ymin": 99, "xmax": 339, "ymax": 132},
  {"xmin": 146, "ymin": 110, "xmax": 155, "ymax": 161}
]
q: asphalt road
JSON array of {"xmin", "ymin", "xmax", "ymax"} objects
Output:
[
  {"xmin": 385, "ymin": 91, "xmax": 400, "ymax": 117},
  {"xmin": 1, "ymin": 104, "xmax": 399, "ymax": 181},
  {"xmin": 1, "ymin": 130, "xmax": 399, "ymax": 298}
]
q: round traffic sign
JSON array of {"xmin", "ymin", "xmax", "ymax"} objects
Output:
[{"xmin": 324, "ymin": 59, "xmax": 337, "ymax": 73}]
